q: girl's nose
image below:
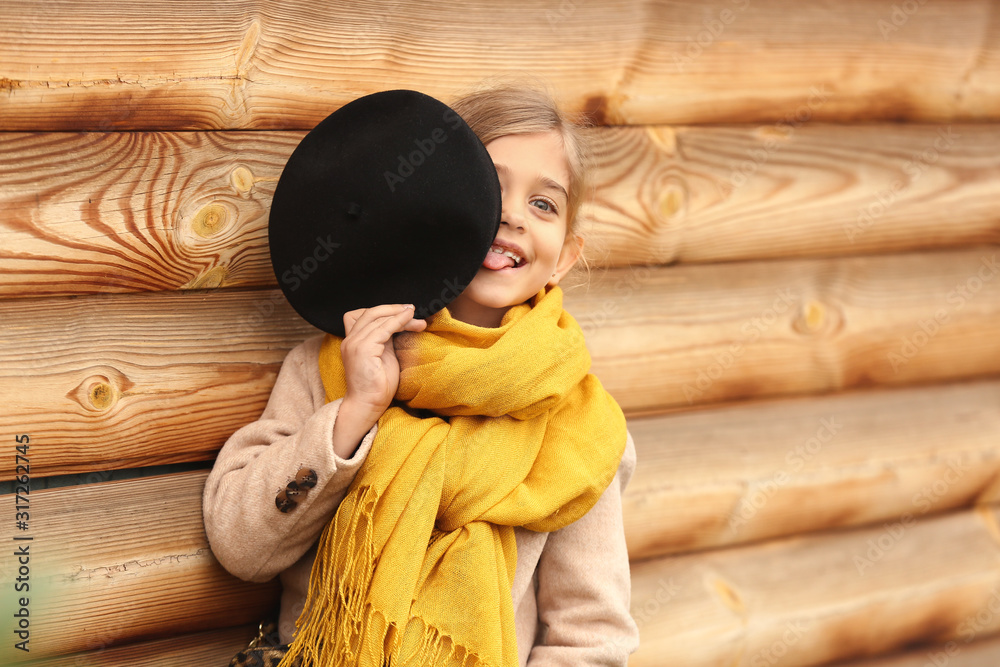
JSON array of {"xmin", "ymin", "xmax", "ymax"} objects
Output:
[{"xmin": 501, "ymin": 200, "xmax": 526, "ymax": 231}]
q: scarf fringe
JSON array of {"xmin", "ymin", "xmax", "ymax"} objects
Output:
[{"xmin": 278, "ymin": 485, "xmax": 488, "ymax": 667}]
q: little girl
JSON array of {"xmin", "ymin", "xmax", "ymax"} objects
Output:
[{"xmin": 204, "ymin": 85, "xmax": 638, "ymax": 666}]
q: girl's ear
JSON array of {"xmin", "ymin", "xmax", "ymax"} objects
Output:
[{"xmin": 548, "ymin": 234, "xmax": 585, "ymax": 287}]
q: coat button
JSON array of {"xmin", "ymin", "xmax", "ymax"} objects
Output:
[
  {"xmin": 275, "ymin": 489, "xmax": 297, "ymax": 513},
  {"xmin": 285, "ymin": 480, "xmax": 302, "ymax": 498},
  {"xmin": 296, "ymin": 468, "xmax": 318, "ymax": 489}
]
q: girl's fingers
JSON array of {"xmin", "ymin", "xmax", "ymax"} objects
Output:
[
  {"xmin": 403, "ymin": 317, "xmax": 428, "ymax": 332},
  {"xmin": 343, "ymin": 304, "xmax": 407, "ymax": 335},
  {"xmin": 344, "ymin": 304, "xmax": 425, "ymax": 339},
  {"xmin": 339, "ymin": 305, "xmax": 428, "ymax": 413}
]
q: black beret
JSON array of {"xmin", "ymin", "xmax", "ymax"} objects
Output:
[{"xmin": 268, "ymin": 90, "xmax": 502, "ymax": 337}]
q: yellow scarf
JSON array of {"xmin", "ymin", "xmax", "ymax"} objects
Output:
[{"xmin": 280, "ymin": 287, "xmax": 627, "ymax": 667}]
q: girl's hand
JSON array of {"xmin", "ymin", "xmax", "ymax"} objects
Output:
[{"xmin": 332, "ymin": 304, "xmax": 426, "ymax": 457}]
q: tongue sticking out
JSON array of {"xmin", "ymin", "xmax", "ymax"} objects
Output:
[{"xmin": 482, "ymin": 251, "xmax": 515, "ymax": 270}]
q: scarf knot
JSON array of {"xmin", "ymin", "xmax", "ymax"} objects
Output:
[{"xmin": 393, "ymin": 291, "xmax": 590, "ymax": 420}]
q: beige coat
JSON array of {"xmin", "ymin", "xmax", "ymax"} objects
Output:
[{"xmin": 203, "ymin": 335, "xmax": 638, "ymax": 665}]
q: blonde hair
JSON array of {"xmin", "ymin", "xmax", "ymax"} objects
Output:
[{"xmin": 449, "ymin": 84, "xmax": 591, "ymax": 240}]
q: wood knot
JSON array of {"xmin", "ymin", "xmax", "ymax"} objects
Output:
[
  {"xmin": 710, "ymin": 577, "xmax": 746, "ymax": 614},
  {"xmin": 68, "ymin": 369, "xmax": 132, "ymax": 413},
  {"xmin": 237, "ymin": 20, "xmax": 262, "ymax": 75},
  {"xmin": 755, "ymin": 125, "xmax": 793, "ymax": 141},
  {"xmin": 192, "ymin": 203, "xmax": 230, "ymax": 238},
  {"xmin": 88, "ymin": 382, "xmax": 115, "ymax": 410},
  {"xmin": 802, "ymin": 301, "xmax": 825, "ymax": 331},
  {"xmin": 658, "ymin": 188, "xmax": 684, "ymax": 220},
  {"xmin": 647, "ymin": 126, "xmax": 677, "ymax": 155},
  {"xmin": 184, "ymin": 265, "xmax": 229, "ymax": 290},
  {"xmin": 793, "ymin": 300, "xmax": 840, "ymax": 335},
  {"xmin": 647, "ymin": 173, "xmax": 689, "ymax": 235},
  {"xmin": 231, "ymin": 166, "xmax": 254, "ymax": 194}
]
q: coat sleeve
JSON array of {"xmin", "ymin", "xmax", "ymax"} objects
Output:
[
  {"xmin": 527, "ymin": 432, "xmax": 639, "ymax": 666},
  {"xmin": 202, "ymin": 335, "xmax": 376, "ymax": 583}
]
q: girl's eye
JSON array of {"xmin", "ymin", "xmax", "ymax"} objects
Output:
[{"xmin": 531, "ymin": 197, "xmax": 557, "ymax": 214}]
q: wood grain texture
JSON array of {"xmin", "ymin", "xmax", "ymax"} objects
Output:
[
  {"xmin": 0, "ymin": 0, "xmax": 999, "ymax": 130},
  {"xmin": 6, "ymin": 471, "xmax": 998, "ymax": 665},
  {"xmin": 580, "ymin": 247, "xmax": 1000, "ymax": 414},
  {"xmin": 582, "ymin": 124, "xmax": 1000, "ymax": 267},
  {"xmin": 629, "ymin": 506, "xmax": 1000, "ymax": 666},
  {"xmin": 4, "ymin": 248, "xmax": 1000, "ymax": 480},
  {"xmin": 2, "ymin": 125, "xmax": 999, "ymax": 298},
  {"xmin": 0, "ymin": 472, "xmax": 279, "ymax": 662},
  {"xmin": 830, "ymin": 636, "xmax": 1000, "ymax": 666},
  {"xmin": 18, "ymin": 625, "xmax": 257, "ymax": 666},
  {"xmin": 623, "ymin": 379, "xmax": 1000, "ymax": 560},
  {"xmin": 1, "ymin": 289, "xmax": 319, "ymax": 479},
  {"xmin": 0, "ymin": 131, "xmax": 295, "ymax": 295}
]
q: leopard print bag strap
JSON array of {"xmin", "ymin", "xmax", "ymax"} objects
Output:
[
  {"xmin": 228, "ymin": 644, "xmax": 298, "ymax": 667},
  {"xmin": 228, "ymin": 621, "xmax": 301, "ymax": 667}
]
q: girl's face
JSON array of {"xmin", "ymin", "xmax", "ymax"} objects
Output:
[{"xmin": 447, "ymin": 131, "xmax": 582, "ymax": 328}]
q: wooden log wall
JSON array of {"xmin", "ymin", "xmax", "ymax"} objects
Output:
[{"xmin": 1, "ymin": 1, "xmax": 999, "ymax": 665}]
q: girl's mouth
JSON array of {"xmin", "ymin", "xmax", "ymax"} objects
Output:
[{"xmin": 482, "ymin": 244, "xmax": 525, "ymax": 270}]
